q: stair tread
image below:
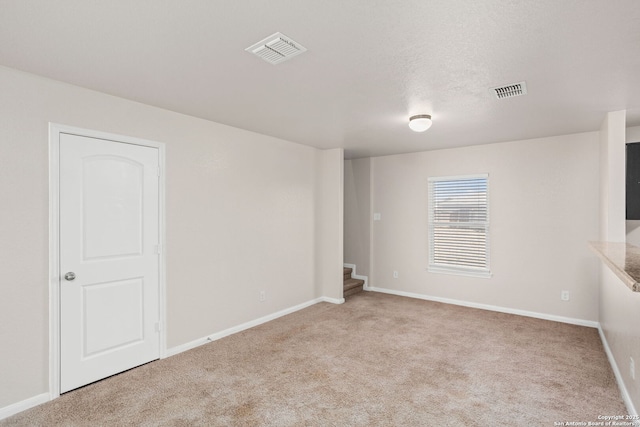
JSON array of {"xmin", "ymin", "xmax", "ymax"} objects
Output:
[
  {"xmin": 343, "ymin": 267, "xmax": 352, "ymax": 274},
  {"xmin": 344, "ymin": 278, "xmax": 364, "ymax": 291},
  {"xmin": 344, "ymin": 286, "xmax": 364, "ymax": 297}
]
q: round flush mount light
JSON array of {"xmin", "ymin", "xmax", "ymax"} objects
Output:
[{"xmin": 408, "ymin": 114, "xmax": 432, "ymax": 132}]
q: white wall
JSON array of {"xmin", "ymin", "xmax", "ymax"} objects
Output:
[
  {"xmin": 625, "ymin": 125, "xmax": 640, "ymax": 246},
  {"xmin": 600, "ymin": 111, "xmax": 626, "ymax": 242},
  {"xmin": 315, "ymin": 148, "xmax": 344, "ymax": 301},
  {"xmin": 343, "ymin": 158, "xmax": 371, "ymax": 276},
  {"xmin": 599, "ymin": 266, "xmax": 640, "ymax": 413},
  {"xmin": 598, "ymin": 111, "xmax": 640, "ymax": 414},
  {"xmin": 0, "ymin": 66, "xmax": 342, "ymax": 409},
  {"xmin": 627, "ymin": 125, "xmax": 640, "ymax": 144},
  {"xmin": 368, "ymin": 132, "xmax": 601, "ymax": 322}
]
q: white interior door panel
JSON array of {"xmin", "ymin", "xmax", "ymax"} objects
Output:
[{"xmin": 59, "ymin": 133, "xmax": 160, "ymax": 393}]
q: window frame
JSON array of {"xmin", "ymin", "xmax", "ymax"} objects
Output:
[{"xmin": 427, "ymin": 174, "xmax": 491, "ymax": 279}]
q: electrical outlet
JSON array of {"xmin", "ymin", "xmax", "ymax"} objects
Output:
[
  {"xmin": 631, "ymin": 357, "xmax": 636, "ymax": 380},
  {"xmin": 561, "ymin": 290, "xmax": 570, "ymax": 301},
  {"xmin": 373, "ymin": 213, "xmax": 381, "ymax": 221},
  {"xmin": 393, "ymin": 271, "xmax": 399, "ymax": 279},
  {"xmin": 259, "ymin": 291, "xmax": 266, "ymax": 302}
]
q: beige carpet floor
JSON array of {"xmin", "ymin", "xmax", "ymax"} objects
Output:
[{"xmin": 1, "ymin": 292, "xmax": 627, "ymax": 426}]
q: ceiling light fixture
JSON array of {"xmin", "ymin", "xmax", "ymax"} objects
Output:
[{"xmin": 408, "ymin": 114, "xmax": 432, "ymax": 132}]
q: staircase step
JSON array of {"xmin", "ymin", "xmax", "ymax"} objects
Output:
[
  {"xmin": 344, "ymin": 277, "xmax": 364, "ymax": 291},
  {"xmin": 344, "ymin": 286, "xmax": 364, "ymax": 297},
  {"xmin": 343, "ymin": 267, "xmax": 363, "ymax": 298}
]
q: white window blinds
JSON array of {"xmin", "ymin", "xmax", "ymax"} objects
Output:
[{"xmin": 428, "ymin": 175, "xmax": 490, "ymax": 278}]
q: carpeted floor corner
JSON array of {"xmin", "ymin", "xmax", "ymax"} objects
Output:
[{"xmin": 1, "ymin": 292, "xmax": 627, "ymax": 426}]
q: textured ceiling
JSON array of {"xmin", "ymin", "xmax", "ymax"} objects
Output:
[{"xmin": 1, "ymin": 0, "xmax": 639, "ymax": 158}]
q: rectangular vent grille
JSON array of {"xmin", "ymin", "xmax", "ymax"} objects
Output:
[
  {"xmin": 245, "ymin": 32, "xmax": 307, "ymax": 65},
  {"xmin": 491, "ymin": 81, "xmax": 527, "ymax": 99}
]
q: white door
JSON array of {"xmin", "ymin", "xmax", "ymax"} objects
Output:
[{"xmin": 59, "ymin": 132, "xmax": 160, "ymax": 393}]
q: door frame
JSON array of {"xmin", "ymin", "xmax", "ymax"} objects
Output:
[{"xmin": 48, "ymin": 123, "xmax": 167, "ymax": 399}]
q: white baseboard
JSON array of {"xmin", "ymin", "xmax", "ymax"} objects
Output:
[
  {"xmin": 166, "ymin": 297, "xmax": 333, "ymax": 357},
  {"xmin": 2, "ymin": 290, "xmax": 615, "ymax": 421},
  {"xmin": 343, "ymin": 263, "xmax": 368, "ymax": 289},
  {"xmin": 1, "ymin": 296, "xmax": 346, "ymax": 420},
  {"xmin": 367, "ymin": 286, "xmax": 599, "ymax": 328},
  {"xmin": 0, "ymin": 393, "xmax": 49, "ymax": 421},
  {"xmin": 319, "ymin": 296, "xmax": 345, "ymax": 304},
  {"xmin": 85, "ymin": 285, "xmax": 640, "ymax": 419},
  {"xmin": 369, "ymin": 286, "xmax": 638, "ymax": 414},
  {"xmin": 598, "ymin": 325, "xmax": 638, "ymax": 417}
]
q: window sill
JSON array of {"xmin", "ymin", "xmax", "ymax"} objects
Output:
[{"xmin": 427, "ymin": 266, "xmax": 492, "ymax": 279}]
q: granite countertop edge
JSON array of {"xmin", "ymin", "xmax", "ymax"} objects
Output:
[{"xmin": 589, "ymin": 241, "xmax": 640, "ymax": 292}]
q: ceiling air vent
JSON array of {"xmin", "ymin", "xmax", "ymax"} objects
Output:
[
  {"xmin": 491, "ymin": 81, "xmax": 528, "ymax": 99},
  {"xmin": 245, "ymin": 32, "xmax": 307, "ymax": 65}
]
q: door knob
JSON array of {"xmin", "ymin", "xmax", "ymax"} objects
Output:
[{"xmin": 64, "ymin": 272, "xmax": 76, "ymax": 281}]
